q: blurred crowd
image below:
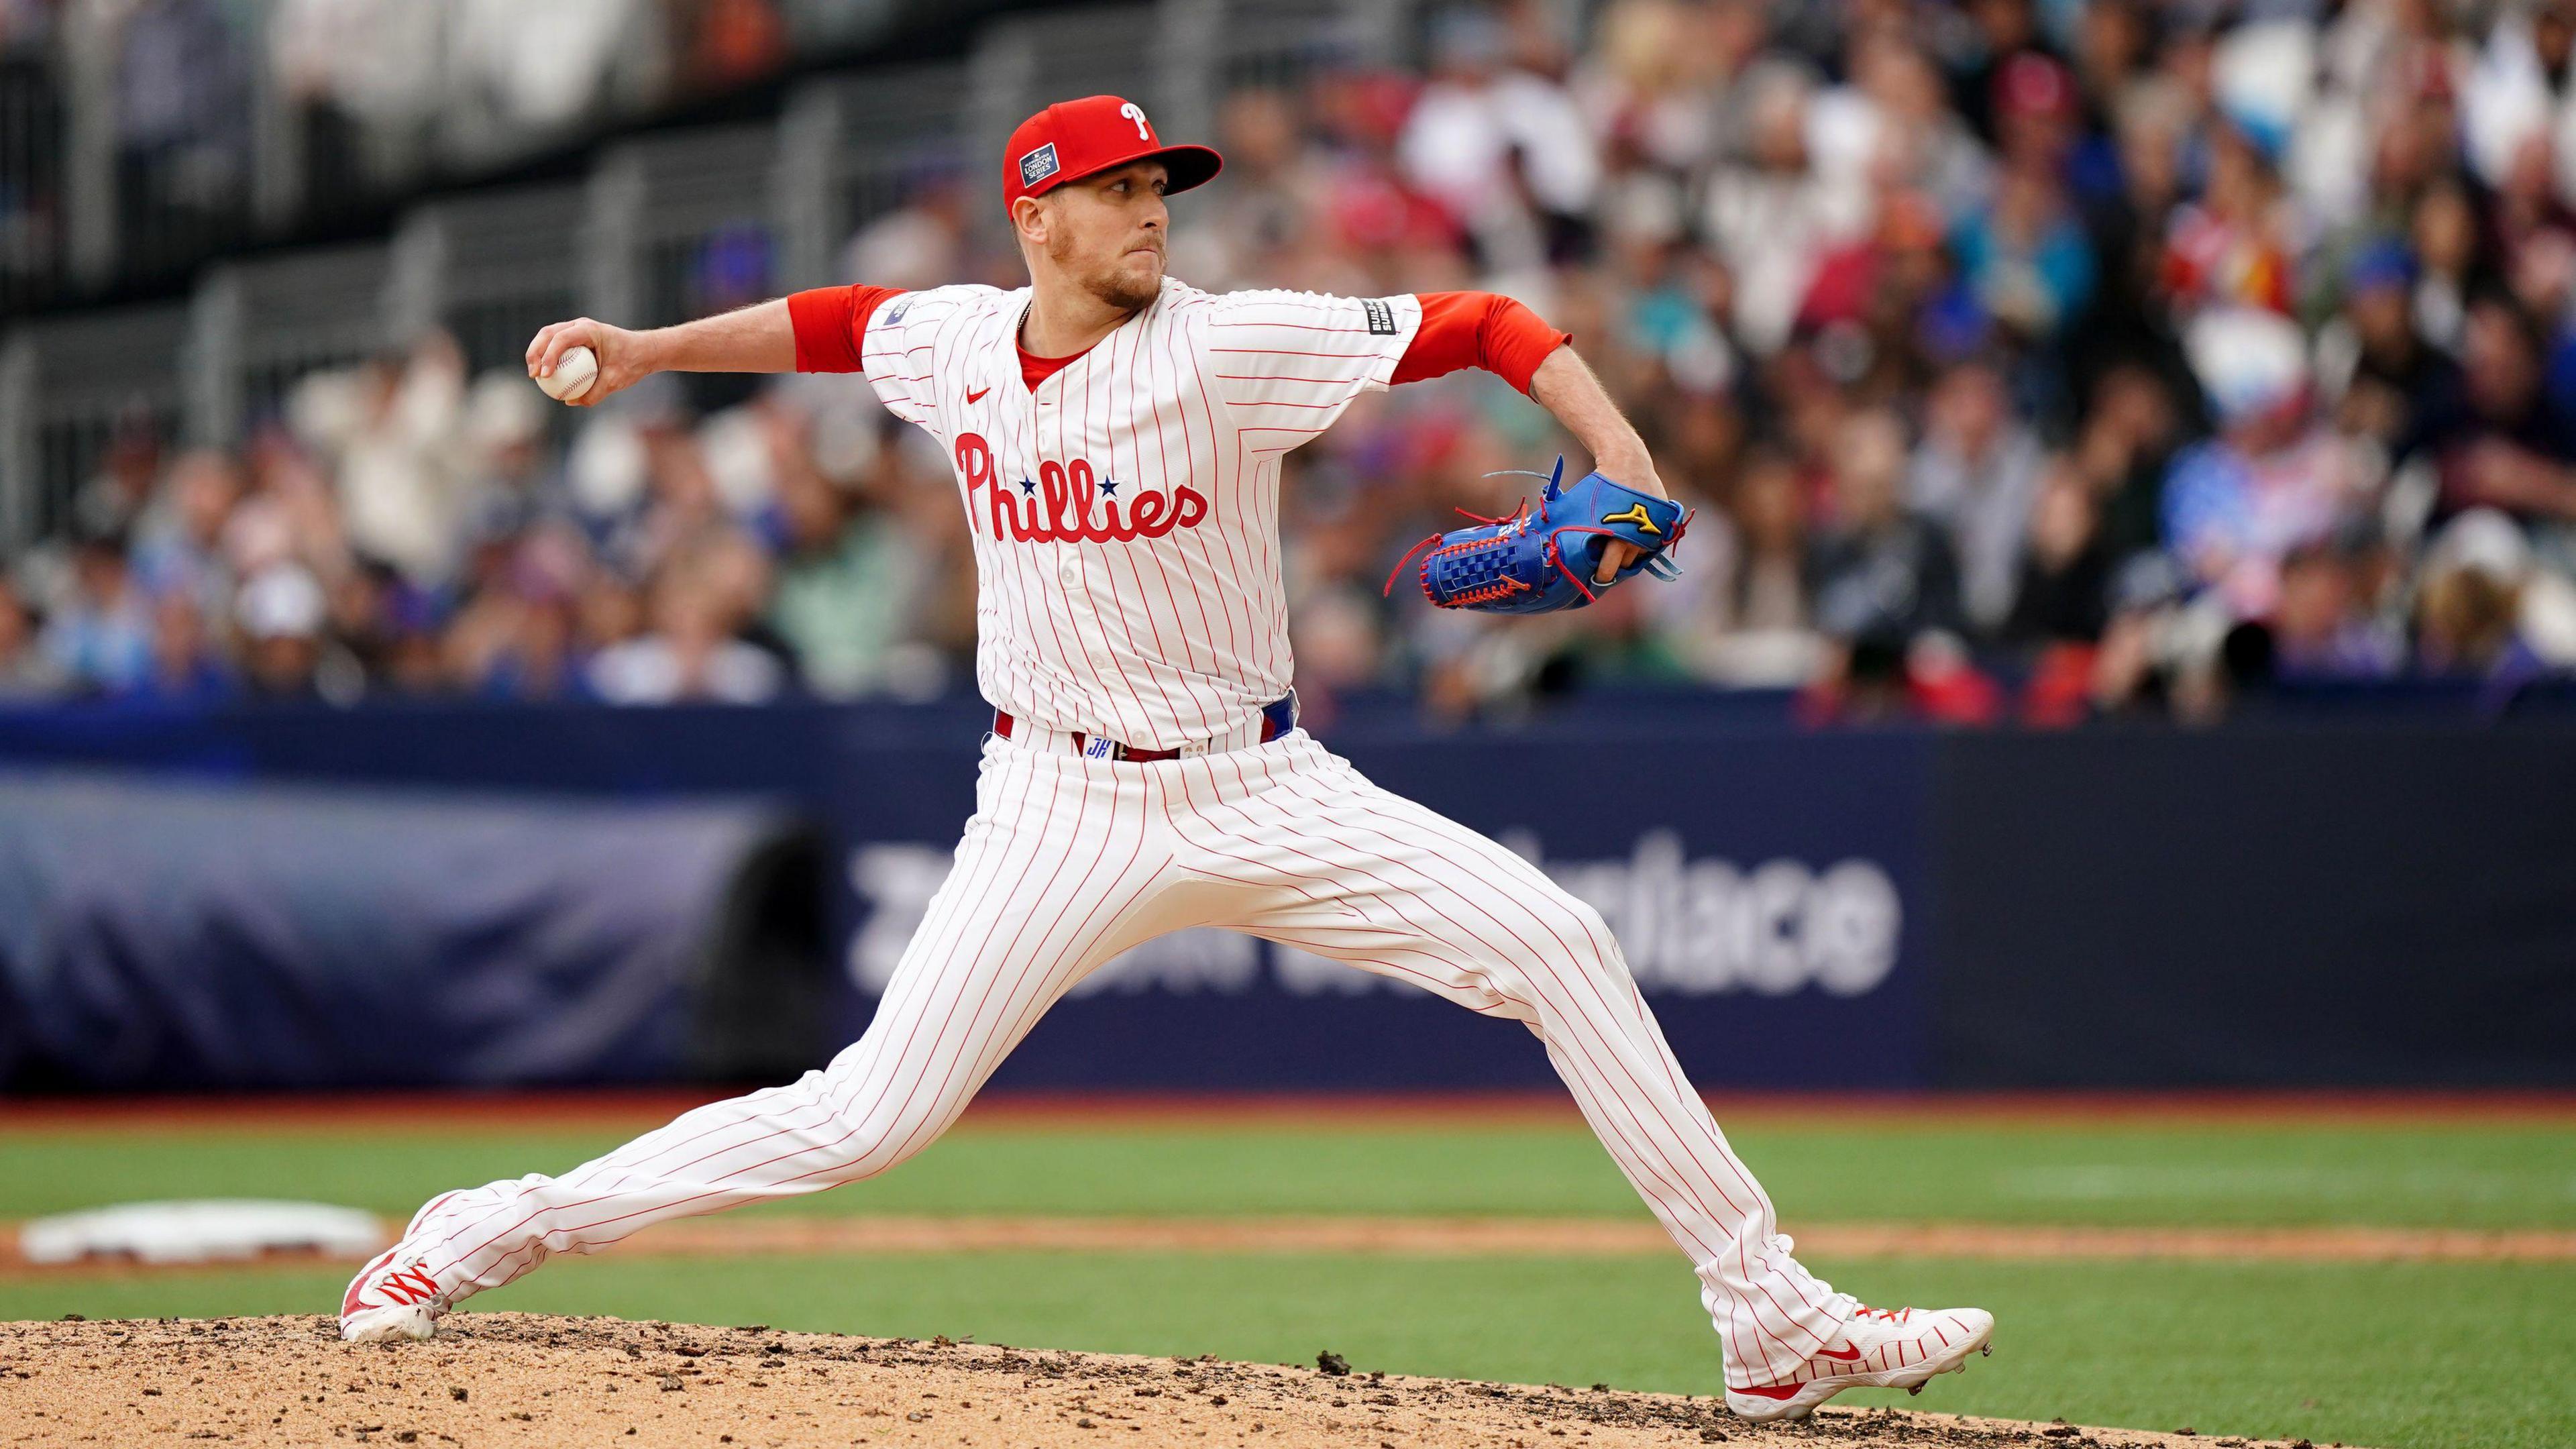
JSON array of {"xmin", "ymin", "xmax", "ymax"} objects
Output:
[
  {"xmin": 0, "ymin": 0, "xmax": 846, "ymax": 285},
  {"xmin": 13, "ymin": 0, "xmax": 2576, "ymax": 723}
]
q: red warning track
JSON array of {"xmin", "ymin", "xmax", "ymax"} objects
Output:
[
  {"xmin": 2, "ymin": 1088, "xmax": 2573, "ymax": 1134},
  {"xmin": 5, "ymin": 1083, "xmax": 2576, "ymax": 1129},
  {"xmin": 7, "ymin": 1215, "xmax": 2574, "ymax": 1277}
]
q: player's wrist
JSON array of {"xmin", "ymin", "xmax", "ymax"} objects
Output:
[
  {"xmin": 1592, "ymin": 446, "xmax": 1661, "ymax": 496},
  {"xmin": 624, "ymin": 325, "xmax": 670, "ymax": 378}
]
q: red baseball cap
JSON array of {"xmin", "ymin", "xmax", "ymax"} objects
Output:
[{"xmin": 1001, "ymin": 95, "xmax": 1223, "ymax": 213}]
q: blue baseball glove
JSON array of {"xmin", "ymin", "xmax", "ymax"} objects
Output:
[{"xmin": 1385, "ymin": 458, "xmax": 1692, "ymax": 614}]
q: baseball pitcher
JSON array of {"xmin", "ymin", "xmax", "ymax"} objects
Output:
[{"xmin": 340, "ymin": 95, "xmax": 1992, "ymax": 1423}]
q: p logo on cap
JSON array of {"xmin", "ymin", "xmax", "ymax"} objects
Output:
[{"xmin": 1000, "ymin": 94, "xmax": 1224, "ymax": 213}]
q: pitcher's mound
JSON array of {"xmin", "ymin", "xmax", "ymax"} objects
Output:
[{"xmin": 0, "ymin": 1313, "xmax": 2281, "ymax": 1447}]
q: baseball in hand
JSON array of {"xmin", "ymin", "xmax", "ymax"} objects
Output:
[{"xmin": 536, "ymin": 345, "xmax": 600, "ymax": 403}]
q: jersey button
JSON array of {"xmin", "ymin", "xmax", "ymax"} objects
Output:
[{"xmin": 1059, "ymin": 554, "xmax": 1082, "ymax": 587}]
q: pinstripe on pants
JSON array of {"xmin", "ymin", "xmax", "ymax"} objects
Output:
[{"xmin": 400, "ymin": 731, "xmax": 1852, "ymax": 1388}]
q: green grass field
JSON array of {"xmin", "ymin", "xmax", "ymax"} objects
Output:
[{"xmin": 4, "ymin": 1105, "xmax": 2572, "ymax": 1448}]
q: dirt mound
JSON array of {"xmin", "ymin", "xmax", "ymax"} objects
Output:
[{"xmin": 0, "ymin": 1313, "xmax": 2301, "ymax": 1448}]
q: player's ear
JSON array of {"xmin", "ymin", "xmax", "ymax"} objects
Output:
[{"xmin": 1012, "ymin": 195, "xmax": 1049, "ymax": 248}]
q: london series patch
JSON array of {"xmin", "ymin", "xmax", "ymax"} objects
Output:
[{"xmin": 1020, "ymin": 143, "xmax": 1061, "ymax": 189}]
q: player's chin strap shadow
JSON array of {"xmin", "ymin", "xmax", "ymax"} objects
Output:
[{"xmin": 1380, "ymin": 459, "xmax": 1690, "ymax": 600}]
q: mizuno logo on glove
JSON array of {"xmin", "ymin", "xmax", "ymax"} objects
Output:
[{"xmin": 1601, "ymin": 502, "xmax": 1661, "ymax": 535}]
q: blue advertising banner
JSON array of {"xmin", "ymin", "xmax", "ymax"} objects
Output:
[
  {"xmin": 0, "ymin": 771, "xmax": 806, "ymax": 1089},
  {"xmin": 7, "ymin": 696, "xmax": 2569, "ymax": 1091},
  {"xmin": 1932, "ymin": 727, "xmax": 2576, "ymax": 1088}
]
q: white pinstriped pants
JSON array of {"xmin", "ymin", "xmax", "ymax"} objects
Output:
[{"xmin": 401, "ymin": 730, "xmax": 1853, "ymax": 1387}]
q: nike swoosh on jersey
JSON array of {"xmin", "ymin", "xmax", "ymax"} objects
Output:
[{"xmin": 967, "ymin": 386, "xmax": 992, "ymax": 403}]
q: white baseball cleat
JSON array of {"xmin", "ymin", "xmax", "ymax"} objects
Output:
[
  {"xmin": 1723, "ymin": 1301, "xmax": 1995, "ymax": 1422},
  {"xmin": 338, "ymin": 1246, "xmax": 448, "ymax": 1343}
]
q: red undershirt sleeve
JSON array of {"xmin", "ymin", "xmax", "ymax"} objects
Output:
[
  {"xmin": 786, "ymin": 284, "xmax": 909, "ymax": 374},
  {"xmin": 1389, "ymin": 291, "xmax": 1572, "ymax": 393}
]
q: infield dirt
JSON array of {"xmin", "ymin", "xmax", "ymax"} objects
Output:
[{"xmin": 0, "ymin": 1313, "xmax": 2317, "ymax": 1449}]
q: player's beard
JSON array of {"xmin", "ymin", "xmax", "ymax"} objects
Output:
[{"xmin": 1055, "ymin": 227, "xmax": 1162, "ymax": 311}]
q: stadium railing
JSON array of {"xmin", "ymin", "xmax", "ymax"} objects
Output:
[
  {"xmin": 390, "ymin": 184, "xmax": 590, "ymax": 381},
  {"xmin": 0, "ymin": 303, "xmax": 191, "ymax": 554},
  {"xmin": 586, "ymin": 124, "xmax": 789, "ymax": 335},
  {"xmin": 186, "ymin": 243, "xmax": 396, "ymax": 449},
  {"xmin": 774, "ymin": 63, "xmax": 971, "ymax": 293}
]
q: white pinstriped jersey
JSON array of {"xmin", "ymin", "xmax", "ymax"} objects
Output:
[{"xmin": 857, "ymin": 276, "xmax": 1424, "ymax": 749}]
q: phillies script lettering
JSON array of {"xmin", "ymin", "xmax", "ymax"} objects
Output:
[{"xmin": 955, "ymin": 432, "xmax": 1208, "ymax": 543}]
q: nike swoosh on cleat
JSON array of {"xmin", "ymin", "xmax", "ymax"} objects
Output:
[
  {"xmin": 341, "ymin": 1248, "xmax": 396, "ymax": 1317},
  {"xmin": 967, "ymin": 386, "xmax": 991, "ymax": 403},
  {"xmin": 1817, "ymin": 1344, "xmax": 1862, "ymax": 1361}
]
